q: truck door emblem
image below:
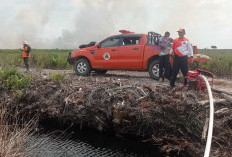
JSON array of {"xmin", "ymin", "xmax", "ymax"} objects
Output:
[{"xmin": 103, "ymin": 53, "xmax": 110, "ymax": 60}]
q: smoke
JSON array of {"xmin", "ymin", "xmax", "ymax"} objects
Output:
[
  {"xmin": 151, "ymin": 0, "xmax": 232, "ymax": 48},
  {"xmin": 0, "ymin": 0, "xmax": 56, "ymax": 49},
  {"xmin": 0, "ymin": 0, "xmax": 231, "ymax": 49},
  {"xmin": 52, "ymin": 0, "xmax": 150, "ymax": 49}
]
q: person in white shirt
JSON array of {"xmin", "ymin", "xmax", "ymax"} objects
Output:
[{"xmin": 170, "ymin": 28, "xmax": 193, "ymax": 88}]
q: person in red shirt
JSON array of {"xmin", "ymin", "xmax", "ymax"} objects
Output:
[
  {"xmin": 21, "ymin": 41, "xmax": 31, "ymax": 72},
  {"xmin": 170, "ymin": 28, "xmax": 193, "ymax": 88}
]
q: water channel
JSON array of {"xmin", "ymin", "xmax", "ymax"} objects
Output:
[{"xmin": 27, "ymin": 120, "xmax": 164, "ymax": 157}]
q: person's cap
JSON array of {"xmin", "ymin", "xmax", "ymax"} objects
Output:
[
  {"xmin": 22, "ymin": 41, "xmax": 28, "ymax": 45},
  {"xmin": 177, "ymin": 28, "xmax": 185, "ymax": 33}
]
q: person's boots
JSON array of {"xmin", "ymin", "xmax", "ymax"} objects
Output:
[{"xmin": 26, "ymin": 65, "xmax": 29, "ymax": 72}]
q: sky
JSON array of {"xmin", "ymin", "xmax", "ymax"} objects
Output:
[{"xmin": 0, "ymin": 0, "xmax": 232, "ymax": 49}]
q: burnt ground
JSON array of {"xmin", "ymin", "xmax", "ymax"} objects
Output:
[{"xmin": 1, "ymin": 68, "xmax": 232, "ymax": 156}]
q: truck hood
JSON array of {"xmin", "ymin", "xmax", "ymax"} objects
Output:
[
  {"xmin": 76, "ymin": 46, "xmax": 95, "ymax": 52},
  {"xmin": 71, "ymin": 46, "xmax": 96, "ymax": 58}
]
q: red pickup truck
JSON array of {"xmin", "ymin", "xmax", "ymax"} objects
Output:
[{"xmin": 67, "ymin": 30, "xmax": 207, "ymax": 80}]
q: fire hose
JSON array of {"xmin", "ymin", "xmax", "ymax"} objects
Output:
[{"xmin": 200, "ymin": 75, "xmax": 214, "ymax": 157}]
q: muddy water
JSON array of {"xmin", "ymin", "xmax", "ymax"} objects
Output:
[{"xmin": 27, "ymin": 121, "xmax": 164, "ymax": 157}]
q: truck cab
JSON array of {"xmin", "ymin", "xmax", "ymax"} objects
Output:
[{"xmin": 67, "ymin": 30, "xmax": 208, "ymax": 80}]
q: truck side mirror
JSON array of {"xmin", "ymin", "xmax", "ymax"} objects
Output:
[{"xmin": 97, "ymin": 44, "xmax": 101, "ymax": 48}]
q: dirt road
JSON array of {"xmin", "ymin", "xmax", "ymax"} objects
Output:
[{"xmin": 24, "ymin": 68, "xmax": 232, "ymax": 94}]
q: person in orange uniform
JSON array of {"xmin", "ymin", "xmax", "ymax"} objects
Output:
[
  {"xmin": 22, "ymin": 41, "xmax": 31, "ymax": 72},
  {"xmin": 170, "ymin": 28, "xmax": 193, "ymax": 88}
]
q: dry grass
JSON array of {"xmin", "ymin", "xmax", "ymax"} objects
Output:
[{"xmin": 0, "ymin": 107, "xmax": 36, "ymax": 157}]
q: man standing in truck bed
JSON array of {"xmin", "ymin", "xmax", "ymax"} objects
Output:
[
  {"xmin": 21, "ymin": 41, "xmax": 31, "ymax": 72},
  {"xmin": 159, "ymin": 31, "xmax": 173, "ymax": 81},
  {"xmin": 170, "ymin": 28, "xmax": 193, "ymax": 88}
]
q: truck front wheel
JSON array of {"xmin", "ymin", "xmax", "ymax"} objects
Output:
[
  {"xmin": 148, "ymin": 60, "xmax": 159, "ymax": 80},
  {"xmin": 74, "ymin": 58, "xmax": 91, "ymax": 76}
]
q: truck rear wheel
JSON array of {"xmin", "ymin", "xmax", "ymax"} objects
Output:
[
  {"xmin": 148, "ymin": 60, "xmax": 159, "ymax": 80},
  {"xmin": 74, "ymin": 58, "xmax": 91, "ymax": 76}
]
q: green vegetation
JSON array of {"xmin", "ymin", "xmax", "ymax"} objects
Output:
[
  {"xmin": 49, "ymin": 72, "xmax": 65, "ymax": 83},
  {"xmin": 1, "ymin": 49, "xmax": 232, "ymax": 76},
  {"xmin": 0, "ymin": 67, "xmax": 32, "ymax": 90},
  {"xmin": 0, "ymin": 49, "xmax": 72, "ymax": 69},
  {"xmin": 198, "ymin": 49, "xmax": 232, "ymax": 76}
]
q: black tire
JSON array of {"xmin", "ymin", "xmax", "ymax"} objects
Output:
[
  {"xmin": 148, "ymin": 60, "xmax": 159, "ymax": 80},
  {"xmin": 95, "ymin": 69, "xmax": 107, "ymax": 75},
  {"xmin": 74, "ymin": 58, "xmax": 91, "ymax": 76}
]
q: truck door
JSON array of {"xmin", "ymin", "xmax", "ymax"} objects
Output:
[
  {"xmin": 94, "ymin": 36, "xmax": 121, "ymax": 68},
  {"xmin": 118, "ymin": 35, "xmax": 143, "ymax": 69}
]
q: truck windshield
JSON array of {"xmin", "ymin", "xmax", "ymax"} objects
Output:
[{"xmin": 100, "ymin": 37, "xmax": 121, "ymax": 48}]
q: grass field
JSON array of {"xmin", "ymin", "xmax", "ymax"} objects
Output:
[
  {"xmin": 0, "ymin": 49, "xmax": 232, "ymax": 76},
  {"xmin": 198, "ymin": 49, "xmax": 232, "ymax": 76},
  {"xmin": 0, "ymin": 49, "xmax": 71, "ymax": 70}
]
